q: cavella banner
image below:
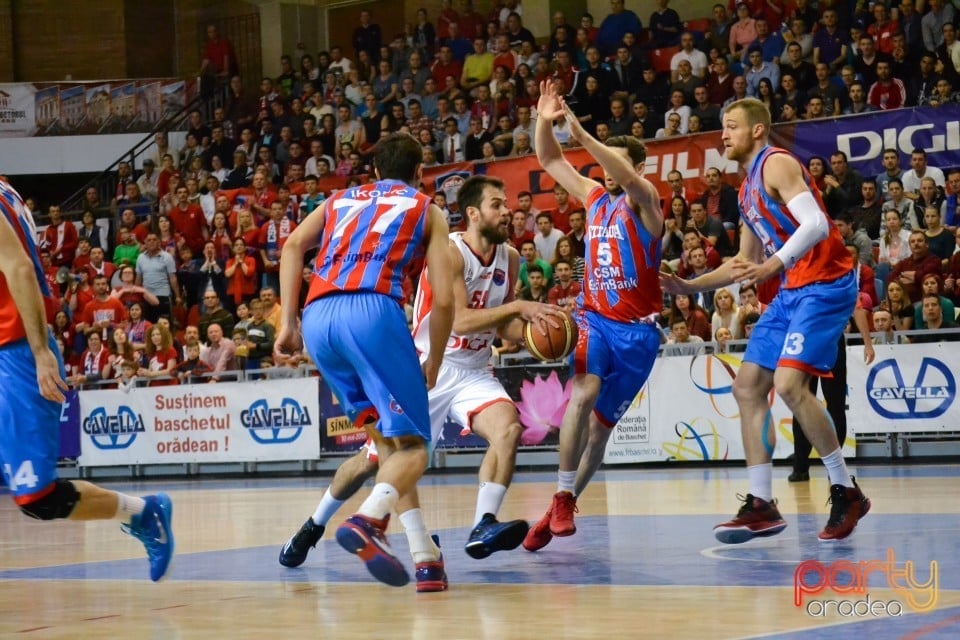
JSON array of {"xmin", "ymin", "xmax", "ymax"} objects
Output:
[
  {"xmin": 78, "ymin": 378, "xmax": 320, "ymax": 466},
  {"xmin": 423, "ymin": 105, "xmax": 960, "ymax": 212}
]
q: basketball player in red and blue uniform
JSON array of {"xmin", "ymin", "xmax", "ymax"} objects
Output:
[
  {"xmin": 274, "ymin": 133, "xmax": 454, "ymax": 587},
  {"xmin": 276, "ymin": 176, "xmax": 565, "ymax": 590},
  {"xmin": 524, "ymin": 81, "xmax": 666, "ymax": 551},
  {"xmin": 662, "ymin": 98, "xmax": 871, "ymax": 543},
  {"xmin": 0, "ymin": 178, "xmax": 173, "ymax": 581}
]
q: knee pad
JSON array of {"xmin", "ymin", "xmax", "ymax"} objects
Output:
[{"xmin": 19, "ymin": 479, "xmax": 80, "ymax": 520}]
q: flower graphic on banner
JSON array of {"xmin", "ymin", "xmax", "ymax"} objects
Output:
[{"xmin": 516, "ymin": 371, "xmax": 572, "ymax": 445}]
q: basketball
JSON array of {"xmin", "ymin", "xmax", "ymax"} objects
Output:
[{"xmin": 523, "ymin": 313, "xmax": 578, "ymax": 361}]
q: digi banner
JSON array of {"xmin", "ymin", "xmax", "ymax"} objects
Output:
[
  {"xmin": 58, "ymin": 389, "xmax": 82, "ymax": 459},
  {"xmin": 78, "ymin": 378, "xmax": 320, "ymax": 466},
  {"xmin": 423, "ymin": 105, "xmax": 960, "ymax": 213},
  {"xmin": 603, "ymin": 352, "xmax": 857, "ymax": 464},
  {"xmin": 847, "ymin": 343, "xmax": 959, "ymax": 433},
  {"xmin": 0, "ymin": 78, "xmax": 197, "ymax": 138}
]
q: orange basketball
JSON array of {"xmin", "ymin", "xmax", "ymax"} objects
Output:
[{"xmin": 523, "ymin": 313, "xmax": 578, "ymax": 362}]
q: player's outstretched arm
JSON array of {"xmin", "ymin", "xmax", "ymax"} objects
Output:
[
  {"xmin": 0, "ymin": 200, "xmax": 68, "ymax": 402},
  {"xmin": 560, "ymin": 104, "xmax": 662, "ymax": 238},
  {"xmin": 451, "ymin": 245, "xmax": 564, "ymax": 336},
  {"xmin": 422, "ymin": 204, "xmax": 454, "ymax": 389},
  {"xmin": 276, "ymin": 199, "xmax": 329, "ymax": 355},
  {"xmin": 660, "ymin": 226, "xmax": 762, "ymax": 295},
  {"xmin": 534, "ymin": 80, "xmax": 598, "ymax": 204},
  {"xmin": 731, "ymin": 153, "xmax": 830, "ymax": 286}
]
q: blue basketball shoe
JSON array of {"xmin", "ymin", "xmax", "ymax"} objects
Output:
[
  {"xmin": 336, "ymin": 514, "xmax": 409, "ymax": 587},
  {"xmin": 415, "ymin": 535, "xmax": 448, "ymax": 593},
  {"xmin": 465, "ymin": 513, "xmax": 530, "ymax": 559},
  {"xmin": 121, "ymin": 493, "xmax": 174, "ymax": 581}
]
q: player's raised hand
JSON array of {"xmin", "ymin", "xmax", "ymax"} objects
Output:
[
  {"xmin": 515, "ymin": 301, "xmax": 565, "ymax": 334},
  {"xmin": 274, "ymin": 325, "xmax": 303, "ymax": 359},
  {"xmin": 561, "ymin": 102, "xmax": 587, "ymax": 143},
  {"xmin": 35, "ymin": 348, "xmax": 69, "ymax": 403},
  {"xmin": 659, "ymin": 271, "xmax": 692, "ymax": 294},
  {"xmin": 537, "ymin": 80, "xmax": 565, "ymax": 121}
]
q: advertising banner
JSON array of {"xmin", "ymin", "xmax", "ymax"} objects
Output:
[
  {"xmin": 0, "ymin": 83, "xmax": 37, "ymax": 136},
  {"xmin": 59, "ymin": 389, "xmax": 82, "ymax": 459},
  {"xmin": 422, "ymin": 105, "xmax": 960, "ymax": 213},
  {"xmin": 847, "ymin": 343, "xmax": 959, "ymax": 434},
  {"xmin": 78, "ymin": 378, "xmax": 320, "ymax": 466},
  {"xmin": 0, "ymin": 78, "xmax": 197, "ymax": 138},
  {"xmin": 603, "ymin": 352, "xmax": 857, "ymax": 464}
]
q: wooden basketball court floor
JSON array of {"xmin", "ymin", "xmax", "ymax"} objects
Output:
[{"xmin": 1, "ymin": 464, "xmax": 958, "ymax": 639}]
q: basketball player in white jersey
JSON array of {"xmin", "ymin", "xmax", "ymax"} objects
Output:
[{"xmin": 278, "ymin": 175, "xmax": 565, "ymax": 590}]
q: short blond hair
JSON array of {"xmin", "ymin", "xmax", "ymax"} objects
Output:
[{"xmin": 726, "ymin": 97, "xmax": 772, "ymax": 134}]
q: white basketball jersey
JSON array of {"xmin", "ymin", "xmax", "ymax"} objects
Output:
[{"xmin": 412, "ymin": 232, "xmax": 511, "ymax": 369}]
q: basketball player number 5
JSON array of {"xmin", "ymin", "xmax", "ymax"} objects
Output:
[
  {"xmin": 783, "ymin": 332, "xmax": 805, "ymax": 356},
  {"xmin": 597, "ymin": 242, "xmax": 612, "ymax": 266}
]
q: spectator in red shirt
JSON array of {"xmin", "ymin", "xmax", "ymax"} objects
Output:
[
  {"xmin": 226, "ymin": 237, "xmax": 258, "ymax": 306},
  {"xmin": 68, "ymin": 331, "xmax": 111, "ymax": 387},
  {"xmin": 199, "ymin": 24, "xmax": 238, "ymax": 79},
  {"xmin": 42, "ymin": 205, "xmax": 78, "ymax": 267},
  {"xmin": 77, "ymin": 275, "xmax": 128, "ymax": 338},
  {"xmin": 888, "ymin": 230, "xmax": 944, "ymax": 301},
  {"xmin": 508, "ymin": 210, "xmax": 534, "ymax": 249},
  {"xmin": 548, "ymin": 260, "xmax": 582, "ymax": 313},
  {"xmin": 867, "ymin": 61, "xmax": 906, "ymax": 110},
  {"xmin": 169, "ymin": 185, "xmax": 210, "ymax": 254},
  {"xmin": 141, "ymin": 324, "xmax": 179, "ymax": 386}
]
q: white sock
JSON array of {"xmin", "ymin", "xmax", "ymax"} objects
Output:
[
  {"xmin": 821, "ymin": 448, "xmax": 854, "ymax": 487},
  {"xmin": 357, "ymin": 483, "xmax": 399, "ymax": 521},
  {"xmin": 399, "ymin": 508, "xmax": 440, "ymax": 563},
  {"xmin": 311, "ymin": 489, "xmax": 344, "ymax": 526},
  {"xmin": 115, "ymin": 494, "xmax": 146, "ymax": 524},
  {"xmin": 747, "ymin": 463, "xmax": 773, "ymax": 501},
  {"xmin": 557, "ymin": 470, "xmax": 576, "ymax": 494},
  {"xmin": 474, "ymin": 482, "xmax": 507, "ymax": 526}
]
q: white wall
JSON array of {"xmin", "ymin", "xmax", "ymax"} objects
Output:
[{"xmin": 0, "ymin": 131, "xmax": 186, "ymax": 175}]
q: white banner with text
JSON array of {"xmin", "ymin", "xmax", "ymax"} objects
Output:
[
  {"xmin": 604, "ymin": 352, "xmax": 857, "ymax": 464},
  {"xmin": 847, "ymin": 343, "xmax": 959, "ymax": 434},
  {"xmin": 78, "ymin": 378, "xmax": 320, "ymax": 466}
]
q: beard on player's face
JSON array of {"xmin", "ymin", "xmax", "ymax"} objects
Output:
[{"xmin": 480, "ymin": 219, "xmax": 510, "ymax": 244}]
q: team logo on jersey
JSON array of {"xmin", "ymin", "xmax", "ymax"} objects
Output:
[
  {"xmin": 83, "ymin": 406, "xmax": 145, "ymax": 450},
  {"xmin": 866, "ymin": 357, "xmax": 955, "ymax": 420},
  {"xmin": 492, "ymin": 268, "xmax": 506, "ymax": 285},
  {"xmin": 389, "ymin": 397, "xmax": 404, "ymax": 415},
  {"xmin": 434, "ymin": 170, "xmax": 472, "ymax": 205},
  {"xmin": 240, "ymin": 398, "xmax": 312, "ymax": 444}
]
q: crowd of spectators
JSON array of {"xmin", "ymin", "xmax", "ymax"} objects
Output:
[{"xmin": 29, "ymin": 0, "xmax": 960, "ymax": 385}]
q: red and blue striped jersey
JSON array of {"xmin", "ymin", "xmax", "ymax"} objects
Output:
[
  {"xmin": 581, "ymin": 185, "xmax": 662, "ymax": 322},
  {"xmin": 739, "ymin": 146, "xmax": 853, "ymax": 289},
  {"xmin": 0, "ymin": 179, "xmax": 57, "ymax": 347},
  {"xmin": 305, "ymin": 179, "xmax": 431, "ymax": 304}
]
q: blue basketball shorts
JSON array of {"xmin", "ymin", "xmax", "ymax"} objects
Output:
[
  {"xmin": 0, "ymin": 334, "xmax": 65, "ymax": 504},
  {"xmin": 571, "ymin": 309, "xmax": 661, "ymax": 427},
  {"xmin": 301, "ymin": 292, "xmax": 431, "ymax": 442},
  {"xmin": 744, "ymin": 270, "xmax": 858, "ymax": 375}
]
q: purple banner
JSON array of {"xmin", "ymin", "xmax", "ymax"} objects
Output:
[
  {"xmin": 770, "ymin": 104, "xmax": 960, "ymax": 178},
  {"xmin": 59, "ymin": 389, "xmax": 81, "ymax": 459}
]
